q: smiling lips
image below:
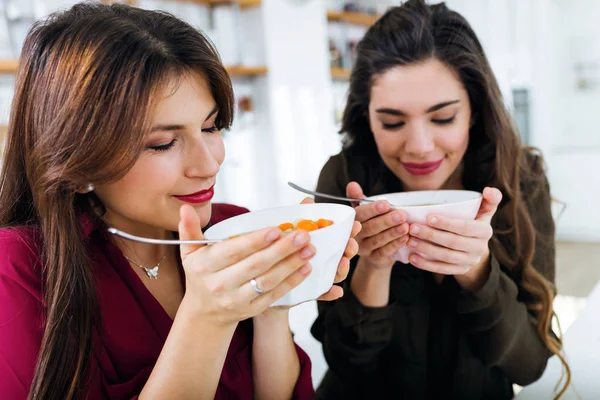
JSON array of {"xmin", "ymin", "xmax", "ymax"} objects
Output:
[
  {"xmin": 401, "ymin": 159, "xmax": 444, "ymax": 175},
  {"xmin": 174, "ymin": 185, "xmax": 215, "ymax": 204}
]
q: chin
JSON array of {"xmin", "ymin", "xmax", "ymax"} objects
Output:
[{"xmin": 401, "ymin": 174, "xmax": 449, "ymax": 192}]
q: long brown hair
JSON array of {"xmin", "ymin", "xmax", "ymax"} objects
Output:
[
  {"xmin": 341, "ymin": 0, "xmax": 570, "ymax": 397},
  {"xmin": 0, "ymin": 3, "xmax": 234, "ymax": 399}
]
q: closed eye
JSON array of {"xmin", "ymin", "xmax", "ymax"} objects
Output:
[
  {"xmin": 202, "ymin": 126, "xmax": 219, "ymax": 133},
  {"xmin": 382, "ymin": 122, "xmax": 405, "ymax": 130},
  {"xmin": 149, "ymin": 139, "xmax": 177, "ymax": 152},
  {"xmin": 432, "ymin": 116, "xmax": 455, "ymax": 125}
]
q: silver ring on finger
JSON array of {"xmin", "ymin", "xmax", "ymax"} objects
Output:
[{"xmin": 250, "ymin": 278, "xmax": 264, "ymax": 294}]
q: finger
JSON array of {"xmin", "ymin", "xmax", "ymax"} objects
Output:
[
  {"xmin": 407, "ymin": 238, "xmax": 478, "ymax": 266},
  {"xmin": 199, "ymin": 227, "xmax": 283, "ymax": 273},
  {"xmin": 476, "ymin": 187, "xmax": 503, "ymax": 223},
  {"xmin": 350, "ymin": 221, "xmax": 362, "ymax": 238},
  {"xmin": 241, "ymin": 244, "xmax": 315, "ymax": 298},
  {"xmin": 425, "ymin": 216, "xmax": 493, "ymax": 239},
  {"xmin": 409, "ymin": 224, "xmax": 484, "ymax": 252},
  {"xmin": 300, "ymin": 196, "xmax": 314, "ymax": 204},
  {"xmin": 347, "ymin": 182, "xmax": 394, "ymax": 222},
  {"xmin": 408, "ymin": 253, "xmax": 471, "ymax": 275},
  {"xmin": 333, "ymin": 256, "xmax": 350, "ymax": 284},
  {"xmin": 371, "ymin": 235, "xmax": 409, "ymax": 260},
  {"xmin": 178, "ymin": 204, "xmax": 206, "ymax": 261},
  {"xmin": 343, "ymin": 238, "xmax": 359, "ymax": 259},
  {"xmin": 317, "ymin": 285, "xmax": 344, "ymax": 301},
  {"xmin": 346, "ymin": 181, "xmax": 365, "ymax": 207},
  {"xmin": 360, "ymin": 223, "xmax": 409, "ymax": 255},
  {"xmin": 251, "ymin": 264, "xmax": 312, "ymax": 310},
  {"xmin": 358, "ymin": 209, "xmax": 407, "ymax": 240},
  {"xmin": 226, "ymin": 230, "xmax": 312, "ymax": 285},
  {"xmin": 354, "ymin": 200, "xmax": 393, "ymax": 223}
]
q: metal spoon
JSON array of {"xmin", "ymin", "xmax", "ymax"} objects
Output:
[
  {"xmin": 108, "ymin": 227, "xmax": 224, "ymax": 245},
  {"xmin": 287, "ymin": 181, "xmax": 395, "ymax": 206}
]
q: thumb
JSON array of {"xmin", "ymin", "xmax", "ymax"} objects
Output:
[
  {"xmin": 178, "ymin": 204, "xmax": 206, "ymax": 261},
  {"xmin": 300, "ymin": 196, "xmax": 315, "ymax": 204},
  {"xmin": 346, "ymin": 182, "xmax": 365, "ymax": 207},
  {"xmin": 476, "ymin": 187, "xmax": 502, "ymax": 223}
]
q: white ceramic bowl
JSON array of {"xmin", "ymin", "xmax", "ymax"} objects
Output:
[
  {"xmin": 204, "ymin": 203, "xmax": 356, "ymax": 307},
  {"xmin": 366, "ymin": 190, "xmax": 482, "ymax": 264}
]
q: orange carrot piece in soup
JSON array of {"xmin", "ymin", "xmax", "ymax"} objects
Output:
[
  {"xmin": 296, "ymin": 219, "xmax": 318, "ymax": 232},
  {"xmin": 278, "ymin": 222, "xmax": 294, "ymax": 232},
  {"xmin": 317, "ymin": 219, "xmax": 334, "ymax": 228}
]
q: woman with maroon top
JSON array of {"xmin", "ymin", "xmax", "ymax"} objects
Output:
[{"xmin": 0, "ymin": 3, "xmax": 359, "ymax": 400}]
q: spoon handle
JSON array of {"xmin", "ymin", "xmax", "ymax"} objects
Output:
[
  {"xmin": 108, "ymin": 227, "xmax": 224, "ymax": 245},
  {"xmin": 287, "ymin": 181, "xmax": 378, "ymax": 205}
]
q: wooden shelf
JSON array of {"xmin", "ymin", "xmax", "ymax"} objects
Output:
[
  {"xmin": 226, "ymin": 65, "xmax": 267, "ymax": 77},
  {"xmin": 0, "ymin": 59, "xmax": 266, "ymax": 77},
  {"xmin": 0, "ymin": 59, "xmax": 18, "ymax": 74},
  {"xmin": 331, "ymin": 67, "xmax": 351, "ymax": 80},
  {"xmin": 327, "ymin": 10, "xmax": 379, "ymax": 27}
]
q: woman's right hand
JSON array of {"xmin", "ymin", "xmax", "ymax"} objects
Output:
[
  {"xmin": 177, "ymin": 205, "xmax": 314, "ymax": 326},
  {"xmin": 348, "ymin": 182, "xmax": 410, "ymax": 270}
]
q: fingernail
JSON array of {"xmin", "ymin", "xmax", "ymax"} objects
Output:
[
  {"xmin": 410, "ymin": 255, "xmax": 418, "ymax": 264},
  {"xmin": 392, "ymin": 212, "xmax": 403, "ymax": 223},
  {"xmin": 429, "ymin": 217, "xmax": 437, "ymax": 225},
  {"xmin": 300, "ymin": 246, "xmax": 315, "ymax": 259},
  {"xmin": 294, "ymin": 231, "xmax": 309, "ymax": 247},
  {"xmin": 408, "ymin": 239, "xmax": 418, "ymax": 248},
  {"xmin": 396, "ymin": 225, "xmax": 405, "ymax": 234},
  {"xmin": 411, "ymin": 225, "xmax": 420, "ymax": 235},
  {"xmin": 300, "ymin": 264, "xmax": 312, "ymax": 276},
  {"xmin": 265, "ymin": 229, "xmax": 280, "ymax": 242},
  {"xmin": 376, "ymin": 202, "xmax": 387, "ymax": 212}
]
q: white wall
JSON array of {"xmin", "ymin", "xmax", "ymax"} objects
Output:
[
  {"xmin": 545, "ymin": 0, "xmax": 600, "ymax": 242},
  {"xmin": 259, "ymin": 0, "xmax": 341, "ymax": 209}
]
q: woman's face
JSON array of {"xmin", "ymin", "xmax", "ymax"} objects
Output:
[
  {"xmin": 368, "ymin": 57, "xmax": 471, "ymax": 191},
  {"xmin": 94, "ymin": 74, "xmax": 224, "ymax": 237}
]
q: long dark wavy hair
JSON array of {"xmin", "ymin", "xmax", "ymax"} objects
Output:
[
  {"xmin": 341, "ymin": 1, "xmax": 570, "ymax": 398},
  {"xmin": 0, "ymin": 3, "xmax": 234, "ymax": 399}
]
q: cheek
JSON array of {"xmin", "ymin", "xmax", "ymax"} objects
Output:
[
  {"xmin": 100, "ymin": 155, "xmax": 180, "ymax": 204},
  {"xmin": 126, "ymin": 155, "xmax": 180, "ymax": 191},
  {"xmin": 209, "ymin": 135, "xmax": 225, "ymax": 165},
  {"xmin": 372, "ymin": 128, "xmax": 402, "ymax": 158},
  {"xmin": 437, "ymin": 124, "xmax": 469, "ymax": 155}
]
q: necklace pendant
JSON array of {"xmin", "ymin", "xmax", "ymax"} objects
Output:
[{"xmin": 143, "ymin": 265, "xmax": 159, "ymax": 279}]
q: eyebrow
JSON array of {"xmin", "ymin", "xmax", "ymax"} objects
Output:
[
  {"xmin": 150, "ymin": 105, "xmax": 220, "ymax": 132},
  {"xmin": 375, "ymin": 100, "xmax": 460, "ymax": 116}
]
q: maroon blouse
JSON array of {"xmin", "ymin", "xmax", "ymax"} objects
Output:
[{"xmin": 0, "ymin": 203, "xmax": 314, "ymax": 399}]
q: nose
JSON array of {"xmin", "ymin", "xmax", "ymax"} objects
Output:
[
  {"xmin": 183, "ymin": 135, "xmax": 221, "ymax": 179},
  {"xmin": 403, "ymin": 121, "xmax": 435, "ymax": 155}
]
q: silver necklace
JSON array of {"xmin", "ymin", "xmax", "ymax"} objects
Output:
[{"xmin": 123, "ymin": 253, "xmax": 167, "ymax": 280}]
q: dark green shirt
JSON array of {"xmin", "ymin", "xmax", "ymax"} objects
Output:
[{"xmin": 311, "ymin": 150, "xmax": 555, "ymax": 400}]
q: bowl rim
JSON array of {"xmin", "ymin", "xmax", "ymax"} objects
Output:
[
  {"xmin": 367, "ymin": 189, "xmax": 482, "ymax": 210},
  {"xmin": 204, "ymin": 202, "xmax": 356, "ymax": 237}
]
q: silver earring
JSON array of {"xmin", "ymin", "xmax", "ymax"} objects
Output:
[{"xmin": 85, "ymin": 183, "xmax": 95, "ymax": 193}]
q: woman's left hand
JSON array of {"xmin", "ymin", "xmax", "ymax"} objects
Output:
[{"xmin": 406, "ymin": 187, "xmax": 502, "ymax": 292}]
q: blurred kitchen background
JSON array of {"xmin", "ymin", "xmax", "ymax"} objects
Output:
[{"xmin": 0, "ymin": 0, "xmax": 598, "ymax": 397}]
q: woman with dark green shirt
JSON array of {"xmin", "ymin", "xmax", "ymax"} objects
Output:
[{"xmin": 311, "ymin": 1, "xmax": 570, "ymax": 399}]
